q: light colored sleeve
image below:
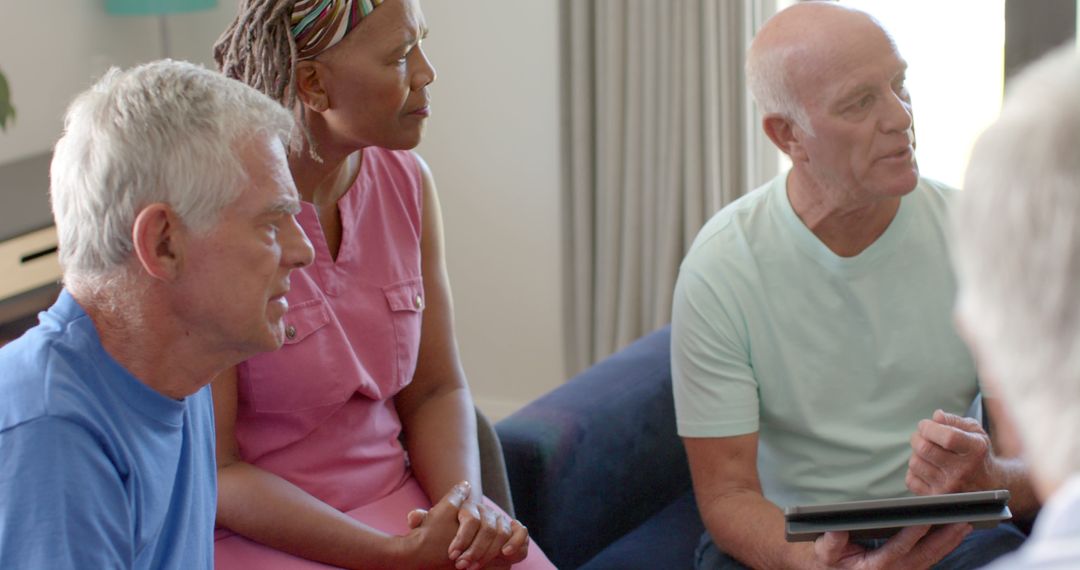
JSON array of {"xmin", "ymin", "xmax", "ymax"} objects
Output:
[
  {"xmin": 671, "ymin": 264, "xmax": 761, "ymax": 438},
  {"xmin": 0, "ymin": 417, "xmax": 131, "ymax": 569}
]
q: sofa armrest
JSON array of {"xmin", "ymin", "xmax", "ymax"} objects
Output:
[
  {"xmin": 476, "ymin": 407, "xmax": 514, "ymax": 518},
  {"xmin": 496, "ymin": 325, "xmax": 692, "ymax": 569}
]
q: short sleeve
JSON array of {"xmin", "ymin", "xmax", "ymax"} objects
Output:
[
  {"xmin": 0, "ymin": 417, "xmax": 131, "ymax": 569},
  {"xmin": 671, "ymin": 266, "xmax": 761, "ymax": 438}
]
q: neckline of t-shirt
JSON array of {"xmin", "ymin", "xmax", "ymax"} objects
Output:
[
  {"xmin": 57, "ymin": 290, "xmax": 188, "ymax": 428},
  {"xmin": 774, "ymin": 173, "xmax": 914, "ymax": 277}
]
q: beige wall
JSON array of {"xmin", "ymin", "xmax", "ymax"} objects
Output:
[
  {"xmin": 418, "ymin": 1, "xmax": 565, "ymax": 419},
  {"xmin": 0, "ymin": 2, "xmax": 235, "ymax": 164},
  {"xmin": 0, "ymin": 0, "xmax": 565, "ymax": 419}
]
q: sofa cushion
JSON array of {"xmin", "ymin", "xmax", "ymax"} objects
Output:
[
  {"xmin": 578, "ymin": 491, "xmax": 704, "ymax": 570},
  {"xmin": 498, "ymin": 326, "xmax": 697, "ymax": 569}
]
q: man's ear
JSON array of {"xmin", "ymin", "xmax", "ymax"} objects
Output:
[
  {"xmin": 295, "ymin": 61, "xmax": 329, "ymax": 113},
  {"xmin": 131, "ymin": 203, "xmax": 184, "ymax": 282},
  {"xmin": 762, "ymin": 114, "xmax": 807, "ymax": 162}
]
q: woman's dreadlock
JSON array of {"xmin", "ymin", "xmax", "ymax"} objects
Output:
[{"xmin": 213, "ymin": 0, "xmax": 319, "ymax": 159}]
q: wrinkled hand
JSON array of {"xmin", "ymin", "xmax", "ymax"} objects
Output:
[
  {"xmin": 408, "ymin": 491, "xmax": 530, "ymax": 570},
  {"xmin": 814, "ymin": 524, "xmax": 971, "ymax": 569},
  {"xmin": 907, "ymin": 410, "xmax": 997, "ymax": 495}
]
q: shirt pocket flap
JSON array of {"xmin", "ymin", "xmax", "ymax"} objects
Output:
[
  {"xmin": 382, "ymin": 279, "xmax": 425, "ymax": 313},
  {"xmin": 283, "ymin": 298, "xmax": 331, "ymax": 345}
]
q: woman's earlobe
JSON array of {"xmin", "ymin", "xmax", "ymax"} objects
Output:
[
  {"xmin": 295, "ymin": 62, "xmax": 329, "ymax": 112},
  {"xmin": 302, "ymin": 95, "xmax": 328, "ymax": 113}
]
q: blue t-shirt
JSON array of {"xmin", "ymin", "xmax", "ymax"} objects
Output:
[
  {"xmin": 672, "ymin": 173, "xmax": 978, "ymax": 507},
  {"xmin": 0, "ymin": 290, "xmax": 216, "ymax": 569}
]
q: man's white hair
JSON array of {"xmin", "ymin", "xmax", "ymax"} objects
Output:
[
  {"xmin": 50, "ymin": 59, "xmax": 294, "ymax": 291},
  {"xmin": 745, "ymin": 43, "xmax": 813, "ymax": 134},
  {"xmin": 954, "ymin": 45, "xmax": 1080, "ymax": 484}
]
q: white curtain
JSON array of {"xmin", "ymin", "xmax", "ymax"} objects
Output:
[{"xmin": 563, "ymin": 0, "xmax": 778, "ymax": 376}]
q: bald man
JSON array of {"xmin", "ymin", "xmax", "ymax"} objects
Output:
[{"xmin": 672, "ymin": 3, "xmax": 1033, "ymax": 569}]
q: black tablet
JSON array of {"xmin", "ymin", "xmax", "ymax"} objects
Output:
[{"xmin": 784, "ymin": 490, "xmax": 1012, "ymax": 542}]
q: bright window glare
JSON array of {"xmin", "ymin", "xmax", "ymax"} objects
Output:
[{"xmin": 838, "ymin": 1, "xmax": 1005, "ymax": 188}]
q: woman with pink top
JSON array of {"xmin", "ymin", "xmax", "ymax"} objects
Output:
[{"xmin": 210, "ymin": 1, "xmax": 554, "ymax": 568}]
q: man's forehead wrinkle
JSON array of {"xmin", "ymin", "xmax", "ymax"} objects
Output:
[{"xmin": 788, "ymin": 33, "xmax": 905, "ymax": 109}]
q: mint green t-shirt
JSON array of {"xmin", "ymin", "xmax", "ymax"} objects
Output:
[{"xmin": 672, "ymin": 172, "xmax": 978, "ymax": 508}]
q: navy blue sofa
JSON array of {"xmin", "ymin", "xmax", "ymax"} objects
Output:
[{"xmin": 496, "ymin": 326, "xmax": 704, "ymax": 569}]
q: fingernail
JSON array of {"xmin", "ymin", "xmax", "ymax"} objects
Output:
[
  {"xmin": 449, "ymin": 550, "xmax": 461, "ymax": 560},
  {"xmin": 455, "ymin": 559, "xmax": 469, "ymax": 570},
  {"xmin": 502, "ymin": 544, "xmax": 514, "ymax": 555}
]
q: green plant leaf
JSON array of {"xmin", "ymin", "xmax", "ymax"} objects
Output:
[{"xmin": 0, "ymin": 69, "xmax": 15, "ymax": 131}]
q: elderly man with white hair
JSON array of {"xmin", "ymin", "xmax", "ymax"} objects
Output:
[
  {"xmin": 672, "ymin": 2, "xmax": 1035, "ymax": 569},
  {"xmin": 953, "ymin": 46, "xmax": 1080, "ymax": 569},
  {"xmin": 0, "ymin": 60, "xmax": 314, "ymax": 568}
]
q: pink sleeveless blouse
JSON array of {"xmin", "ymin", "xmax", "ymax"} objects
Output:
[
  {"xmin": 234, "ymin": 147, "xmax": 424, "ymax": 512},
  {"xmin": 214, "ymin": 147, "xmax": 556, "ymax": 570}
]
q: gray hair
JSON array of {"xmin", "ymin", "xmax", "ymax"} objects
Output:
[
  {"xmin": 953, "ymin": 45, "xmax": 1080, "ymax": 484},
  {"xmin": 50, "ymin": 59, "xmax": 294, "ymax": 290},
  {"xmin": 745, "ymin": 43, "xmax": 812, "ymax": 133}
]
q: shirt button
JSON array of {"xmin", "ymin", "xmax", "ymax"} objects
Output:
[
  {"xmin": 414, "ymin": 295, "xmax": 423, "ymax": 309},
  {"xmin": 285, "ymin": 325, "xmax": 297, "ymax": 339}
]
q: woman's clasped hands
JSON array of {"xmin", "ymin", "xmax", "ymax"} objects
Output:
[{"xmin": 403, "ymin": 481, "xmax": 530, "ymax": 570}]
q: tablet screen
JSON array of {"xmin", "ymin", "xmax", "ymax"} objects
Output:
[{"xmin": 783, "ymin": 490, "xmax": 1012, "ymax": 542}]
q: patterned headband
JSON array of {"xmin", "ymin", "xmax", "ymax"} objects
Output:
[{"xmin": 291, "ymin": 0, "xmax": 384, "ymax": 60}]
